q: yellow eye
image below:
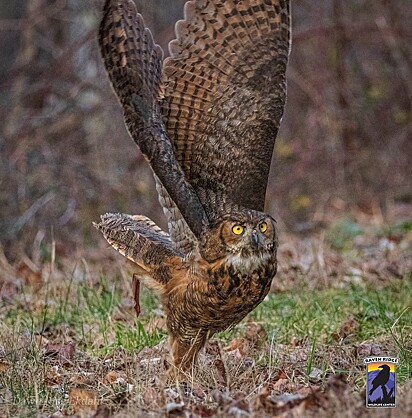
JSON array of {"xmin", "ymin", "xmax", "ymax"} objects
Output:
[
  {"xmin": 232, "ymin": 225, "xmax": 244, "ymax": 235},
  {"xmin": 259, "ymin": 222, "xmax": 268, "ymax": 233}
]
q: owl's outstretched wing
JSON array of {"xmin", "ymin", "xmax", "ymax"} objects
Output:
[
  {"xmin": 99, "ymin": 0, "xmax": 208, "ymax": 242},
  {"xmin": 94, "ymin": 213, "xmax": 185, "ymax": 292},
  {"xmin": 162, "ymin": 0, "xmax": 291, "ymax": 219}
]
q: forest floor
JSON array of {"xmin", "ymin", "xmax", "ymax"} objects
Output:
[{"xmin": 0, "ymin": 214, "xmax": 411, "ymax": 417}]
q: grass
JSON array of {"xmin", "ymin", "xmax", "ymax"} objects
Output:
[
  {"xmin": 4, "ymin": 277, "xmax": 165, "ymax": 355},
  {"xmin": 0, "ymin": 219, "xmax": 411, "ymax": 416},
  {"xmin": 254, "ymin": 279, "xmax": 411, "ymax": 381}
]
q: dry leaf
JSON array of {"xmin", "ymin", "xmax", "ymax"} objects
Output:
[
  {"xmin": 35, "ymin": 334, "xmax": 50, "ymax": 347},
  {"xmin": 214, "ymin": 358, "xmax": 228, "ymax": 387},
  {"xmin": 271, "ymin": 370, "xmax": 295, "ymax": 394},
  {"xmin": 273, "ymin": 378, "xmax": 290, "ymax": 392},
  {"xmin": 104, "ymin": 370, "xmax": 127, "ymax": 385},
  {"xmin": 308, "ymin": 367, "xmax": 323, "ymax": 383},
  {"xmin": 332, "ymin": 316, "xmax": 359, "ymax": 341},
  {"xmin": 69, "ymin": 388, "xmax": 99, "ymax": 412},
  {"xmin": 165, "ymin": 401, "xmax": 185, "ymax": 415},
  {"xmin": 245, "ymin": 321, "xmax": 267, "ymax": 344},
  {"xmin": 0, "ymin": 360, "xmax": 10, "ymax": 372},
  {"xmin": 206, "ymin": 341, "xmax": 227, "ymax": 386},
  {"xmin": 142, "ymin": 387, "xmax": 159, "ymax": 406},
  {"xmin": 356, "ymin": 342, "xmax": 383, "ymax": 358},
  {"xmin": 255, "ymin": 385, "xmax": 314, "ymax": 416},
  {"xmin": 193, "ymin": 404, "xmax": 215, "ymax": 418},
  {"xmin": 45, "ymin": 342, "xmax": 75, "ymax": 364},
  {"xmin": 91, "ymin": 405, "xmax": 111, "ymax": 418},
  {"xmin": 71, "ymin": 373, "xmax": 94, "ymax": 386},
  {"xmin": 272, "ymin": 369, "xmax": 288, "ymax": 382},
  {"xmin": 44, "ymin": 366, "xmax": 63, "ymax": 386},
  {"xmin": 223, "ymin": 338, "xmax": 248, "ymax": 357}
]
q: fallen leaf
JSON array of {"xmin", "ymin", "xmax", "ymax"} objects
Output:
[
  {"xmin": 35, "ymin": 334, "xmax": 50, "ymax": 347},
  {"xmin": 44, "ymin": 366, "xmax": 63, "ymax": 386},
  {"xmin": 193, "ymin": 404, "xmax": 216, "ymax": 418},
  {"xmin": 308, "ymin": 367, "xmax": 323, "ymax": 383},
  {"xmin": 71, "ymin": 373, "xmax": 94, "ymax": 386},
  {"xmin": 69, "ymin": 388, "xmax": 99, "ymax": 412},
  {"xmin": 223, "ymin": 338, "xmax": 248, "ymax": 357},
  {"xmin": 273, "ymin": 369, "xmax": 288, "ymax": 381},
  {"xmin": 45, "ymin": 342, "xmax": 75, "ymax": 364},
  {"xmin": 273, "ymin": 378, "xmax": 289, "ymax": 392},
  {"xmin": 104, "ymin": 370, "xmax": 127, "ymax": 385},
  {"xmin": 245, "ymin": 321, "xmax": 267, "ymax": 344},
  {"xmin": 356, "ymin": 342, "xmax": 383, "ymax": 358},
  {"xmin": 255, "ymin": 384, "xmax": 317, "ymax": 416},
  {"xmin": 231, "ymin": 393, "xmax": 250, "ymax": 413},
  {"xmin": 165, "ymin": 401, "xmax": 185, "ymax": 415},
  {"xmin": 142, "ymin": 387, "xmax": 159, "ymax": 406},
  {"xmin": 211, "ymin": 391, "xmax": 250, "ymax": 417},
  {"xmin": 91, "ymin": 405, "xmax": 111, "ymax": 418},
  {"xmin": 0, "ymin": 360, "xmax": 10, "ymax": 372},
  {"xmin": 206, "ymin": 341, "xmax": 227, "ymax": 386},
  {"xmin": 270, "ymin": 370, "xmax": 296, "ymax": 394},
  {"xmin": 332, "ymin": 316, "xmax": 359, "ymax": 341}
]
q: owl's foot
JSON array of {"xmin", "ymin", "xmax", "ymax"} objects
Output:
[
  {"xmin": 167, "ymin": 333, "xmax": 209, "ymax": 376},
  {"xmin": 164, "ymin": 359, "xmax": 190, "ymax": 382},
  {"xmin": 132, "ymin": 274, "xmax": 141, "ymax": 317}
]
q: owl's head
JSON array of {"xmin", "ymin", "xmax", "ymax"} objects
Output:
[{"xmin": 200, "ymin": 210, "xmax": 277, "ymax": 263}]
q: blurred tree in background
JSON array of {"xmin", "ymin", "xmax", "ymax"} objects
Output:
[{"xmin": 0, "ymin": 0, "xmax": 411, "ymax": 261}]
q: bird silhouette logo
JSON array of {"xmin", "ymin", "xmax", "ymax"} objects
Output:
[{"xmin": 364, "ymin": 357, "xmax": 398, "ymax": 408}]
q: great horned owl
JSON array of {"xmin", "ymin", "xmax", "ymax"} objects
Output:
[{"xmin": 96, "ymin": 0, "xmax": 290, "ymax": 373}]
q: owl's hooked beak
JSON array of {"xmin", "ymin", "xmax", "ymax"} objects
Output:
[{"xmin": 250, "ymin": 229, "xmax": 260, "ymax": 250}]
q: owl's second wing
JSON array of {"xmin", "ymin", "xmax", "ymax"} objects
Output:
[
  {"xmin": 162, "ymin": 0, "xmax": 291, "ymax": 219},
  {"xmin": 99, "ymin": 0, "xmax": 208, "ymax": 242},
  {"xmin": 94, "ymin": 213, "xmax": 185, "ymax": 291}
]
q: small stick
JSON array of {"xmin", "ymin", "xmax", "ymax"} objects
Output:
[{"xmin": 132, "ymin": 273, "xmax": 141, "ymax": 318}]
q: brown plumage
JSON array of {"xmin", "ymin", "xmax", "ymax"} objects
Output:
[{"xmin": 95, "ymin": 0, "xmax": 290, "ymax": 374}]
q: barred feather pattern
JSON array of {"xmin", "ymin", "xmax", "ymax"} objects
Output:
[
  {"xmin": 97, "ymin": 0, "xmax": 289, "ymax": 374},
  {"xmin": 99, "ymin": 0, "xmax": 208, "ymax": 241},
  {"xmin": 162, "ymin": 0, "xmax": 291, "ymax": 218},
  {"xmin": 94, "ymin": 213, "xmax": 184, "ymax": 291}
]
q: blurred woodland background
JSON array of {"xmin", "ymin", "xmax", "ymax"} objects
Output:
[{"xmin": 0, "ymin": 0, "xmax": 411, "ymax": 261}]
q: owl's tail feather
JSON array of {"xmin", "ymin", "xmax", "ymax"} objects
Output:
[
  {"xmin": 99, "ymin": 0, "xmax": 209, "ymax": 240},
  {"xmin": 94, "ymin": 213, "xmax": 184, "ymax": 294}
]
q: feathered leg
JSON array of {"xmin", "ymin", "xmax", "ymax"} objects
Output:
[{"xmin": 167, "ymin": 331, "xmax": 209, "ymax": 376}]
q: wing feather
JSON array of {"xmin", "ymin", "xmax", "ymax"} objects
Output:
[
  {"xmin": 94, "ymin": 213, "xmax": 185, "ymax": 292},
  {"xmin": 99, "ymin": 0, "xmax": 209, "ymax": 241},
  {"xmin": 162, "ymin": 0, "xmax": 291, "ymax": 218}
]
